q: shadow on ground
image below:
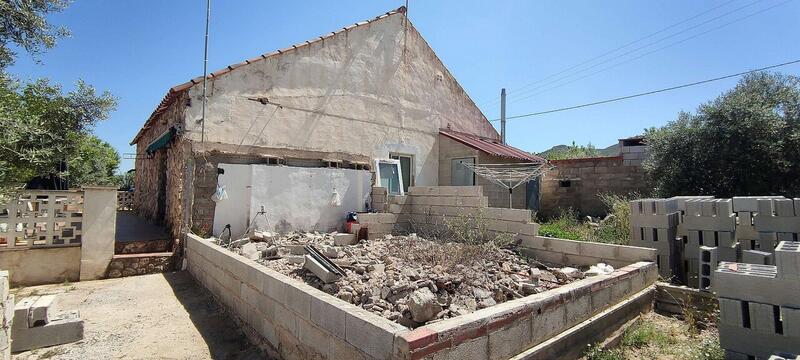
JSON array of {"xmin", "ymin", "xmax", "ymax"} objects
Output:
[{"xmin": 163, "ymin": 271, "xmax": 268, "ymax": 360}]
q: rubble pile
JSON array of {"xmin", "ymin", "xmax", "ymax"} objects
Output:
[{"xmin": 229, "ymin": 232, "xmax": 586, "ymax": 328}]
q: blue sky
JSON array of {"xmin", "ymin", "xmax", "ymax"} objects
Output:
[{"xmin": 8, "ymin": 0, "xmax": 800, "ymax": 171}]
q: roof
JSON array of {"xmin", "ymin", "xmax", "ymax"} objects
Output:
[
  {"xmin": 440, "ymin": 129, "xmax": 545, "ymax": 163},
  {"xmin": 131, "ymin": 7, "xmax": 408, "ymax": 145}
]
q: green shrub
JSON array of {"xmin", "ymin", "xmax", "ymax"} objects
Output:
[{"xmin": 585, "ymin": 344, "xmax": 624, "ymax": 360}]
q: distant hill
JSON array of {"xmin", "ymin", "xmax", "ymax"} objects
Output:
[{"xmin": 537, "ymin": 142, "xmax": 620, "ymax": 160}]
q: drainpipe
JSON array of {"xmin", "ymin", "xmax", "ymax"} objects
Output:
[{"xmin": 500, "ymin": 88, "xmax": 506, "ymax": 144}]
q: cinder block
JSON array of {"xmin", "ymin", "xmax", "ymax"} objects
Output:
[
  {"xmin": 333, "ymin": 233, "xmax": 357, "ymax": 246},
  {"xmin": 719, "ymin": 298, "xmax": 743, "ymax": 327},
  {"xmin": 10, "ymin": 310, "xmax": 83, "ymax": 352},
  {"xmin": 743, "ymin": 250, "xmax": 774, "ymax": 265},
  {"xmin": 775, "ymin": 241, "xmax": 800, "ymax": 279},
  {"xmin": 344, "ymin": 308, "xmax": 405, "ymax": 360},
  {"xmin": 699, "ymin": 246, "xmax": 718, "ymax": 292},
  {"xmin": 310, "ymin": 294, "xmax": 347, "ymax": 340},
  {"xmin": 783, "ymin": 306, "xmax": 800, "ymax": 337},
  {"xmin": 12, "ymin": 297, "xmax": 36, "ymax": 331},
  {"xmin": 303, "ymin": 255, "xmax": 341, "ymax": 283}
]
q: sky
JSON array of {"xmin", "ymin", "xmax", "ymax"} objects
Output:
[{"xmin": 8, "ymin": 0, "xmax": 800, "ymax": 172}]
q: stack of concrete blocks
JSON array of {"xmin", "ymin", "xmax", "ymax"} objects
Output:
[
  {"xmin": 369, "ymin": 186, "xmax": 388, "ymax": 212},
  {"xmin": 755, "ymin": 198, "xmax": 800, "ymax": 245},
  {"xmin": 621, "ymin": 142, "xmax": 647, "ymax": 166},
  {"xmin": 1, "ymin": 271, "xmax": 11, "ymax": 360},
  {"xmin": 715, "ymin": 241, "xmax": 800, "ymax": 359},
  {"xmin": 733, "ymin": 196, "xmax": 783, "ymax": 255},
  {"xmin": 356, "ymin": 212, "xmax": 397, "ymax": 240},
  {"xmin": 682, "ymin": 198, "xmax": 739, "ymax": 289},
  {"xmin": 629, "ymin": 198, "xmax": 681, "ymax": 281},
  {"xmin": 10, "ymin": 294, "xmax": 83, "ymax": 352}
]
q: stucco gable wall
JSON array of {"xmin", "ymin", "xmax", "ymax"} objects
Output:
[{"xmin": 180, "ymin": 13, "xmax": 494, "ymax": 186}]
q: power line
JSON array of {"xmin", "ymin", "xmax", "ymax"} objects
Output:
[
  {"xmin": 504, "ymin": 0, "xmax": 793, "ymax": 106},
  {"xmin": 475, "ymin": 0, "xmax": 746, "ymax": 106},
  {"xmin": 503, "ymin": 0, "xmax": 772, "ymax": 105},
  {"xmin": 489, "ymin": 58, "xmax": 800, "ymax": 121}
]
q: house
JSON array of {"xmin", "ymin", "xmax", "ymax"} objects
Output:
[{"xmin": 130, "ymin": 7, "xmax": 544, "ymax": 237}]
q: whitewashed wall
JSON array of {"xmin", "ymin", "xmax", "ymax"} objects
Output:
[
  {"xmin": 213, "ymin": 164, "xmax": 371, "ymax": 236},
  {"xmin": 181, "ymin": 12, "xmax": 497, "ymax": 187}
]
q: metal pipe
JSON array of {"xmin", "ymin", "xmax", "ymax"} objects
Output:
[
  {"xmin": 500, "ymin": 88, "xmax": 506, "ymax": 144},
  {"xmin": 200, "ymin": 0, "xmax": 211, "ymax": 144}
]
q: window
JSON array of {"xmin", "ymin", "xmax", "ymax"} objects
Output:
[
  {"xmin": 389, "ymin": 153, "xmax": 414, "ymax": 193},
  {"xmin": 559, "ymin": 180, "xmax": 571, "ymax": 188},
  {"xmin": 375, "ymin": 159, "xmax": 404, "ymax": 195},
  {"xmin": 451, "ymin": 157, "xmax": 475, "ymax": 186}
]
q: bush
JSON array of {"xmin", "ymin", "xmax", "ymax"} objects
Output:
[{"xmin": 538, "ymin": 208, "xmax": 586, "ymax": 240}]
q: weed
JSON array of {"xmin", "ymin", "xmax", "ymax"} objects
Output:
[
  {"xmin": 621, "ymin": 320, "xmax": 673, "ymax": 348},
  {"xmin": 585, "ymin": 344, "xmax": 625, "ymax": 360}
]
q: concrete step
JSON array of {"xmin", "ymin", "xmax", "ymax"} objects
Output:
[{"xmin": 106, "ymin": 252, "xmax": 177, "ymax": 278}]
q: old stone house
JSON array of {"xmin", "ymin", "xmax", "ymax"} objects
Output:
[{"xmin": 130, "ymin": 7, "xmax": 543, "ymax": 237}]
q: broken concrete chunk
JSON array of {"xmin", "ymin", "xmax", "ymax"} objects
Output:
[
  {"xmin": 240, "ymin": 243, "xmax": 261, "ymax": 260},
  {"xmin": 287, "ymin": 244, "xmax": 306, "ymax": 255},
  {"xmin": 408, "ymin": 288, "xmax": 442, "ymax": 323},
  {"xmin": 333, "ymin": 233, "xmax": 358, "ymax": 246},
  {"xmin": 286, "ymin": 255, "xmax": 305, "ymax": 264},
  {"xmin": 322, "ymin": 246, "xmax": 340, "ymax": 259},
  {"xmin": 303, "ymin": 255, "xmax": 341, "ymax": 283}
]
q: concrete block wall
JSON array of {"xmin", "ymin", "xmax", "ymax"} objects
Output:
[
  {"xmin": 630, "ymin": 196, "xmax": 799, "ymax": 288},
  {"xmin": 185, "ymin": 233, "xmax": 407, "ymax": 360},
  {"xmin": 363, "ymin": 186, "xmax": 539, "ymax": 242},
  {"xmin": 395, "ymin": 261, "xmax": 658, "ymax": 360},
  {"xmin": 519, "ymin": 236, "xmax": 657, "ymax": 269},
  {"xmin": 715, "ymin": 241, "xmax": 800, "ymax": 358},
  {"xmin": 1, "ymin": 271, "xmax": 12, "ymax": 360}
]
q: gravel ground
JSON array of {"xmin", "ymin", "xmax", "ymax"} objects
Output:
[{"xmin": 11, "ymin": 272, "xmax": 265, "ymax": 360}]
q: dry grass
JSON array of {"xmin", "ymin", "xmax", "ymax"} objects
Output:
[{"xmin": 585, "ymin": 312, "xmax": 723, "ymax": 360}]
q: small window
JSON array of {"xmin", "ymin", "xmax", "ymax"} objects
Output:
[
  {"xmin": 559, "ymin": 180, "xmax": 571, "ymax": 188},
  {"xmin": 375, "ymin": 159, "xmax": 404, "ymax": 195}
]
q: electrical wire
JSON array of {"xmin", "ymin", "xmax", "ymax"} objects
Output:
[
  {"xmin": 504, "ymin": 0, "xmax": 793, "ymax": 105},
  {"xmin": 489, "ymin": 58, "xmax": 800, "ymax": 121},
  {"xmin": 475, "ymin": 0, "xmax": 749, "ymax": 106}
]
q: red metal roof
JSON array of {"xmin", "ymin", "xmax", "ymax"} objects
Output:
[{"xmin": 440, "ymin": 129, "xmax": 545, "ymax": 163}]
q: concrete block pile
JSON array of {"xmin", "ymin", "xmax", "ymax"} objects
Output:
[
  {"xmin": 1, "ymin": 271, "xmax": 11, "ymax": 360},
  {"xmin": 716, "ymin": 241, "xmax": 800, "ymax": 359},
  {"xmin": 630, "ymin": 196, "xmax": 800, "ymax": 290},
  {"xmin": 10, "ymin": 294, "xmax": 84, "ymax": 352}
]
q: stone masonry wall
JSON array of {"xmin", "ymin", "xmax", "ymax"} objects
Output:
[
  {"xmin": 133, "ymin": 92, "xmax": 187, "ymax": 238},
  {"xmin": 540, "ymin": 156, "xmax": 646, "ymax": 217},
  {"xmin": 1, "ymin": 271, "xmax": 12, "ymax": 360}
]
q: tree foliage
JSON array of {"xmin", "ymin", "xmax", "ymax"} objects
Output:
[
  {"xmin": 0, "ymin": 0, "xmax": 70, "ymax": 68},
  {"xmin": 67, "ymin": 134, "xmax": 120, "ymax": 186},
  {"xmin": 541, "ymin": 141, "xmax": 600, "ymax": 160},
  {"xmin": 0, "ymin": 75, "xmax": 117, "ymax": 198},
  {"xmin": 644, "ymin": 72, "xmax": 800, "ymax": 198}
]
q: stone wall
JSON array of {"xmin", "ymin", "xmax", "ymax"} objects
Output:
[
  {"xmin": 133, "ymin": 92, "xmax": 187, "ymax": 238},
  {"xmin": 106, "ymin": 253, "xmax": 177, "ymax": 278},
  {"xmin": 437, "ymin": 135, "xmax": 528, "ymax": 209},
  {"xmin": 540, "ymin": 156, "xmax": 646, "ymax": 217},
  {"xmin": 1, "ymin": 270, "xmax": 12, "ymax": 360}
]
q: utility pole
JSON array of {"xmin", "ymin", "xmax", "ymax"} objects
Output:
[
  {"xmin": 500, "ymin": 88, "xmax": 506, "ymax": 144},
  {"xmin": 200, "ymin": 0, "xmax": 211, "ymax": 144}
]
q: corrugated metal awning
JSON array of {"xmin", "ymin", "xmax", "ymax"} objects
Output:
[{"xmin": 440, "ymin": 129, "xmax": 545, "ymax": 163}]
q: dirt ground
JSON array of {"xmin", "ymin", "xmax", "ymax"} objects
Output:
[{"xmin": 11, "ymin": 272, "xmax": 265, "ymax": 360}]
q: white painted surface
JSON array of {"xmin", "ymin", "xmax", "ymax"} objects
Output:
[
  {"xmin": 80, "ymin": 187, "xmax": 118, "ymax": 281},
  {"xmin": 212, "ymin": 164, "xmax": 253, "ymax": 238},
  {"xmin": 213, "ymin": 164, "xmax": 371, "ymax": 235},
  {"xmin": 180, "ymin": 12, "xmax": 499, "ymax": 187}
]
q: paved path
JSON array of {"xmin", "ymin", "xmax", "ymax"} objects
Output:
[
  {"xmin": 12, "ymin": 272, "xmax": 265, "ymax": 360},
  {"xmin": 115, "ymin": 211, "xmax": 170, "ymax": 242}
]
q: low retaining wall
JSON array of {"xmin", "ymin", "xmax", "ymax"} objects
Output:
[
  {"xmin": 0, "ymin": 247, "xmax": 81, "ymax": 286},
  {"xmin": 520, "ymin": 236, "xmax": 656, "ymax": 269},
  {"xmin": 185, "ymin": 233, "xmax": 657, "ymax": 360}
]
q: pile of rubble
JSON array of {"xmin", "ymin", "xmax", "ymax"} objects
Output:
[{"xmin": 228, "ymin": 232, "xmax": 599, "ymax": 328}]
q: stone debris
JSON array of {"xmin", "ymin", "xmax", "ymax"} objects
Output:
[{"xmin": 228, "ymin": 231, "xmax": 576, "ymax": 327}]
